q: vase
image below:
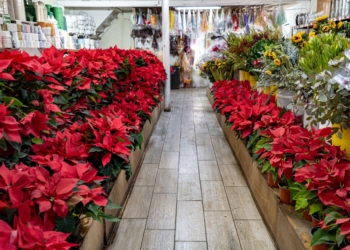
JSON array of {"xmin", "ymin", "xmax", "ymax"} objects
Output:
[
  {"xmin": 239, "ymin": 70, "xmax": 244, "ymax": 81},
  {"xmin": 332, "ymin": 124, "xmax": 350, "ymax": 158},
  {"xmin": 278, "ymin": 181, "xmax": 294, "ymax": 205},
  {"xmin": 311, "ymin": 227, "xmax": 335, "ymax": 250},
  {"xmin": 267, "ymin": 172, "xmax": 280, "ymax": 188},
  {"xmin": 249, "ymin": 75, "xmax": 257, "ymax": 88},
  {"xmin": 276, "ymin": 89, "xmax": 295, "ymax": 109}
]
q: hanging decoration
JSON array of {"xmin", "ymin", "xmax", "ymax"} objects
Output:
[
  {"xmin": 182, "ymin": 10, "xmax": 187, "ymax": 35},
  {"xmin": 208, "ymin": 9, "xmax": 214, "ymax": 32},
  {"xmin": 186, "ymin": 9, "xmax": 192, "ymax": 34},
  {"xmin": 192, "ymin": 10, "xmax": 197, "ymax": 34}
]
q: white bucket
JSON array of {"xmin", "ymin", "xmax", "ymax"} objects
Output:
[{"xmin": 276, "ymin": 89, "xmax": 295, "ymax": 109}]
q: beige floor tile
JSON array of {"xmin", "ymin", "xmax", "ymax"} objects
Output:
[
  {"xmin": 195, "ymin": 124, "xmax": 209, "ymax": 134},
  {"xmin": 159, "ymin": 151, "xmax": 179, "ymax": 169},
  {"xmin": 180, "ymin": 143, "xmax": 197, "ymax": 156},
  {"xmin": 235, "ymin": 220, "xmax": 275, "ymax": 250},
  {"xmin": 195, "ymin": 134, "xmax": 212, "ymax": 146},
  {"xmin": 176, "ymin": 201, "xmax": 206, "ymax": 241},
  {"xmin": 141, "ymin": 230, "xmax": 175, "ymax": 250},
  {"xmin": 109, "ymin": 219, "xmax": 146, "ymax": 250},
  {"xmin": 123, "ymin": 186, "xmax": 153, "ymax": 218},
  {"xmin": 179, "ymin": 155, "xmax": 198, "ymax": 174},
  {"xmin": 226, "ymin": 187, "xmax": 261, "ymax": 220},
  {"xmin": 147, "ymin": 135, "xmax": 165, "ymax": 148},
  {"xmin": 211, "ymin": 136, "xmax": 237, "ymax": 165},
  {"xmin": 198, "ymin": 161, "xmax": 222, "ymax": 181},
  {"xmin": 163, "ymin": 137, "xmax": 180, "ymax": 152},
  {"xmin": 201, "ymin": 181, "xmax": 230, "ymax": 211},
  {"xmin": 178, "ymin": 174, "xmax": 202, "ymax": 201},
  {"xmin": 154, "ymin": 169, "xmax": 178, "ymax": 194},
  {"xmin": 218, "ymin": 165, "xmax": 247, "ymax": 187},
  {"xmin": 146, "ymin": 194, "xmax": 177, "ymax": 229},
  {"xmin": 175, "ymin": 242, "xmax": 207, "ymax": 250},
  {"xmin": 143, "ymin": 147, "xmax": 162, "ymax": 164},
  {"xmin": 205, "ymin": 211, "xmax": 242, "ymax": 250},
  {"xmin": 208, "ymin": 126, "xmax": 224, "ymax": 136},
  {"xmin": 135, "ymin": 164, "xmax": 159, "ymax": 187},
  {"xmin": 197, "ymin": 145, "xmax": 216, "ymax": 161}
]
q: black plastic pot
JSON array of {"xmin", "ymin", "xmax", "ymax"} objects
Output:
[{"xmin": 170, "ymin": 66, "xmax": 180, "ymax": 90}]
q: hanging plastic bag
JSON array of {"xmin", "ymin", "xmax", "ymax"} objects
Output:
[
  {"xmin": 201, "ymin": 11, "xmax": 208, "ymax": 33},
  {"xmin": 152, "ymin": 35, "xmax": 159, "ymax": 51},
  {"xmin": 208, "ymin": 9, "xmax": 214, "ymax": 32},
  {"xmin": 232, "ymin": 9, "xmax": 239, "ymax": 31},
  {"xmin": 219, "ymin": 9, "xmax": 225, "ymax": 34},
  {"xmin": 260, "ymin": 6, "xmax": 268, "ymax": 27},
  {"xmin": 151, "ymin": 10, "xmax": 157, "ymax": 28},
  {"xmin": 213, "ymin": 9, "xmax": 219, "ymax": 33},
  {"xmin": 192, "ymin": 10, "xmax": 197, "ymax": 34},
  {"xmin": 182, "ymin": 53, "xmax": 191, "ymax": 73},
  {"xmin": 170, "ymin": 10, "xmax": 175, "ymax": 31},
  {"xmin": 138, "ymin": 9, "xmax": 145, "ymax": 27},
  {"xmin": 276, "ymin": 5, "xmax": 286, "ymax": 25},
  {"xmin": 146, "ymin": 8, "xmax": 152, "ymax": 26},
  {"xmin": 131, "ymin": 8, "xmax": 137, "ymax": 27},
  {"xmin": 176, "ymin": 11, "xmax": 183, "ymax": 36},
  {"xmin": 225, "ymin": 9, "xmax": 232, "ymax": 32},
  {"xmin": 187, "ymin": 9, "xmax": 192, "ymax": 34},
  {"xmin": 197, "ymin": 10, "xmax": 201, "ymax": 36},
  {"xmin": 182, "ymin": 10, "xmax": 187, "ymax": 35}
]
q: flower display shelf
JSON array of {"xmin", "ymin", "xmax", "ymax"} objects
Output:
[
  {"xmin": 80, "ymin": 101, "xmax": 164, "ymax": 250},
  {"xmin": 207, "ymin": 87, "xmax": 312, "ymax": 250}
]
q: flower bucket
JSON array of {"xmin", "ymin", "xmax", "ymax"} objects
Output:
[
  {"xmin": 276, "ymin": 89, "xmax": 295, "ymax": 109},
  {"xmin": 243, "ymin": 71, "xmax": 250, "ymax": 81},
  {"xmin": 239, "ymin": 70, "xmax": 245, "ymax": 81},
  {"xmin": 332, "ymin": 124, "xmax": 350, "ymax": 157},
  {"xmin": 249, "ymin": 75, "xmax": 257, "ymax": 88},
  {"xmin": 261, "ymin": 85, "xmax": 277, "ymax": 96}
]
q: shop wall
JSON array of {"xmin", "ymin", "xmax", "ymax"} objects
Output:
[
  {"xmin": 100, "ymin": 12, "xmax": 133, "ymax": 49},
  {"xmin": 283, "ymin": 1, "xmax": 314, "ymax": 37}
]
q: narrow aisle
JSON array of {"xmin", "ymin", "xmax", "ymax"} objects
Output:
[{"xmin": 108, "ymin": 88, "xmax": 276, "ymax": 250}]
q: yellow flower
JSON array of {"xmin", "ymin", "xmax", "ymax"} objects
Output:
[
  {"xmin": 271, "ymin": 52, "xmax": 277, "ymax": 59},
  {"xmin": 274, "ymin": 59, "xmax": 282, "ymax": 66},
  {"xmin": 266, "ymin": 70, "xmax": 272, "ymax": 75},
  {"xmin": 264, "ymin": 51, "xmax": 269, "ymax": 57},
  {"xmin": 322, "ymin": 25, "xmax": 330, "ymax": 32},
  {"xmin": 300, "ymin": 41, "xmax": 308, "ymax": 49},
  {"xmin": 329, "ymin": 20, "xmax": 336, "ymax": 29},
  {"xmin": 268, "ymin": 50, "xmax": 273, "ymax": 57},
  {"xmin": 291, "ymin": 34, "xmax": 302, "ymax": 43},
  {"xmin": 309, "ymin": 31, "xmax": 316, "ymax": 38},
  {"xmin": 313, "ymin": 23, "xmax": 318, "ymax": 29},
  {"xmin": 296, "ymin": 31, "xmax": 305, "ymax": 36},
  {"xmin": 338, "ymin": 21, "xmax": 343, "ymax": 29}
]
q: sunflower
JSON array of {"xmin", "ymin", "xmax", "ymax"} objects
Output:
[
  {"xmin": 291, "ymin": 34, "xmax": 302, "ymax": 43},
  {"xmin": 264, "ymin": 51, "xmax": 269, "ymax": 57},
  {"xmin": 274, "ymin": 59, "xmax": 282, "ymax": 66},
  {"xmin": 266, "ymin": 70, "xmax": 272, "ymax": 75},
  {"xmin": 309, "ymin": 31, "xmax": 316, "ymax": 38},
  {"xmin": 300, "ymin": 41, "xmax": 308, "ymax": 49},
  {"xmin": 322, "ymin": 25, "xmax": 330, "ymax": 32},
  {"xmin": 338, "ymin": 21, "xmax": 343, "ymax": 29},
  {"xmin": 329, "ymin": 20, "xmax": 336, "ymax": 29},
  {"xmin": 271, "ymin": 52, "xmax": 277, "ymax": 59},
  {"xmin": 313, "ymin": 23, "xmax": 318, "ymax": 29}
]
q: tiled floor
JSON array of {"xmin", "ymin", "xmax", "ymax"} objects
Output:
[{"xmin": 108, "ymin": 88, "xmax": 276, "ymax": 250}]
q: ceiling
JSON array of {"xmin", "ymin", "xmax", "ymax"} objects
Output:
[{"xmin": 57, "ymin": 0, "xmax": 310, "ymax": 8}]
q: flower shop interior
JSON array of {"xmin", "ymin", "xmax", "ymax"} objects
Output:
[{"xmin": 3, "ymin": 0, "xmax": 350, "ymax": 249}]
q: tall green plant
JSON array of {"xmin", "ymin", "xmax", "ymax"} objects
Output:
[{"xmin": 299, "ymin": 34, "xmax": 349, "ymax": 79}]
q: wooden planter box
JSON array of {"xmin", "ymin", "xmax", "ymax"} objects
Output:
[
  {"xmin": 80, "ymin": 102, "xmax": 163, "ymax": 250},
  {"xmin": 207, "ymin": 87, "xmax": 312, "ymax": 250}
]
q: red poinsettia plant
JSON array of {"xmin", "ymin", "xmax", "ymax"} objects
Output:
[{"xmin": 0, "ymin": 46, "xmax": 166, "ymax": 248}]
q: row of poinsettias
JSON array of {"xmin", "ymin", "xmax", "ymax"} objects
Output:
[
  {"xmin": 0, "ymin": 47, "xmax": 166, "ymax": 249},
  {"xmin": 212, "ymin": 80, "xmax": 350, "ymax": 249}
]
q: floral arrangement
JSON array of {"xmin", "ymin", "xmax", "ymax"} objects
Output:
[
  {"xmin": 202, "ymin": 59, "xmax": 233, "ymax": 82},
  {"xmin": 0, "ymin": 46, "xmax": 166, "ymax": 249},
  {"xmin": 212, "ymin": 79, "xmax": 350, "ymax": 249},
  {"xmin": 255, "ymin": 42, "xmax": 303, "ymax": 91},
  {"xmin": 312, "ymin": 15, "xmax": 344, "ymax": 35},
  {"xmin": 291, "ymin": 30, "xmax": 309, "ymax": 48}
]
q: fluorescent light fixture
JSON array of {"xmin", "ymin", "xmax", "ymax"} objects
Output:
[{"xmin": 175, "ymin": 6, "xmax": 221, "ymax": 10}]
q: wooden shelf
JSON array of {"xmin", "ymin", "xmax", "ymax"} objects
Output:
[
  {"xmin": 293, "ymin": 15, "xmax": 350, "ymax": 30},
  {"xmin": 293, "ymin": 23, "xmax": 313, "ymax": 29}
]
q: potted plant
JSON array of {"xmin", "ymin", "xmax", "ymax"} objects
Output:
[{"xmin": 255, "ymin": 40, "xmax": 303, "ymax": 114}]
